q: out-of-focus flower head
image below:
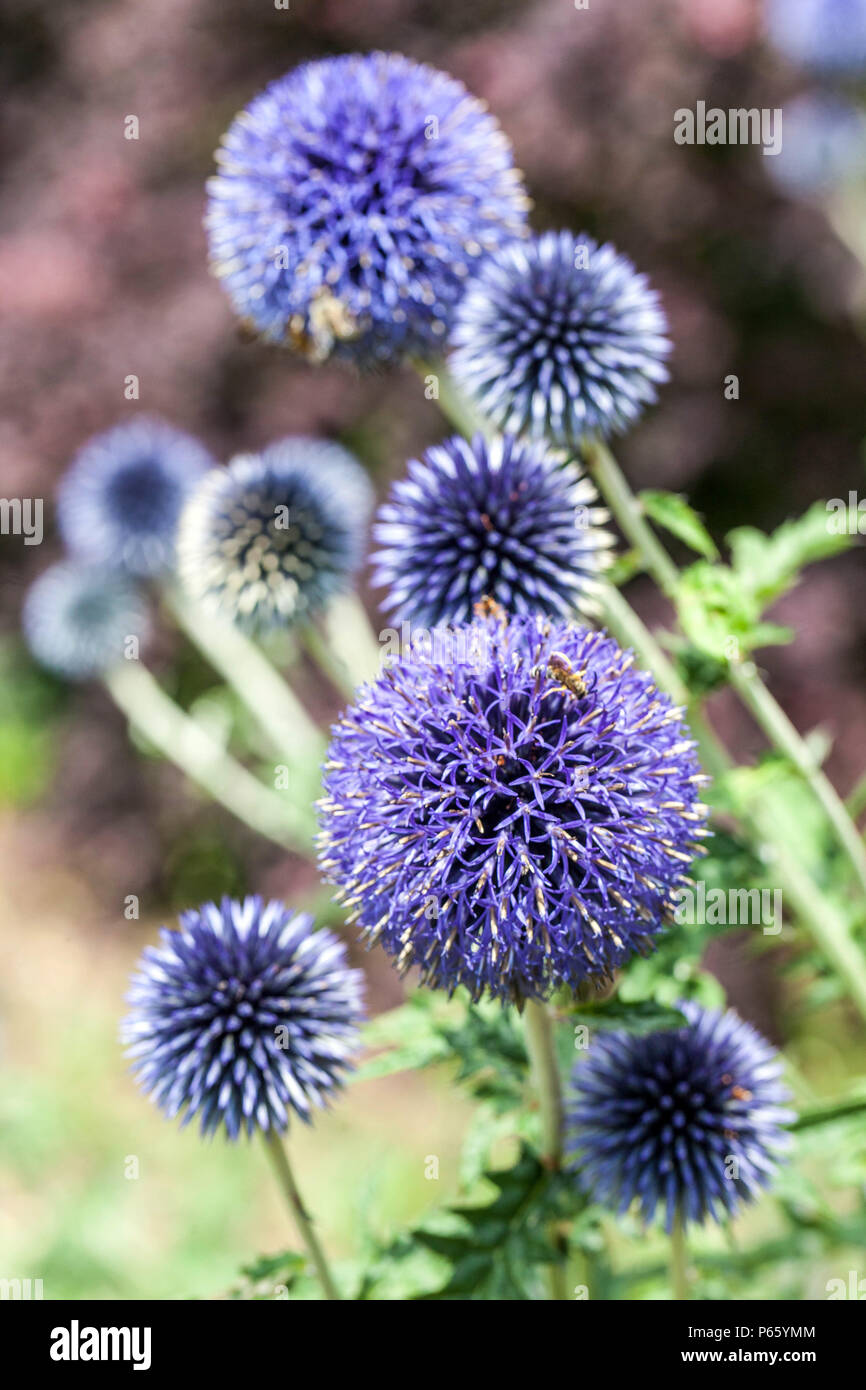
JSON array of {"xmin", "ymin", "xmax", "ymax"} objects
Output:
[
  {"xmin": 23, "ymin": 561, "xmax": 149, "ymax": 681},
  {"xmin": 58, "ymin": 417, "xmax": 214, "ymax": 577},
  {"xmin": 206, "ymin": 51, "xmax": 530, "ymax": 367},
  {"xmin": 177, "ymin": 437, "xmax": 373, "ymax": 631},
  {"xmin": 765, "ymin": 0, "xmax": 866, "ymax": 75}
]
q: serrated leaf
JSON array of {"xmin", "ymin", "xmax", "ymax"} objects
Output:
[
  {"xmin": 727, "ymin": 501, "xmax": 854, "ymax": 606},
  {"xmin": 641, "ymin": 489, "xmax": 718, "ymax": 560},
  {"xmin": 569, "ymin": 999, "xmax": 687, "ymax": 1035}
]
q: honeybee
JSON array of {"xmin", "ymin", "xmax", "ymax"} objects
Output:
[
  {"xmin": 473, "ymin": 594, "xmax": 507, "ymax": 625},
  {"xmin": 544, "ymin": 651, "xmax": 588, "ymax": 699}
]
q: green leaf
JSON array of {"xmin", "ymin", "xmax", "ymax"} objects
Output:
[
  {"xmin": 641, "ymin": 489, "xmax": 718, "ymax": 560},
  {"xmin": 727, "ymin": 500, "xmax": 854, "ymax": 607},
  {"xmin": 353, "ymin": 996, "xmax": 453, "ymax": 1081},
  {"xmin": 568, "ymin": 999, "xmax": 687, "ymax": 1035},
  {"xmin": 360, "ymin": 1145, "xmax": 586, "ymax": 1301}
]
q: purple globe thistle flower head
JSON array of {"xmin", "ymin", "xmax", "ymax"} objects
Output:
[
  {"xmin": 57, "ymin": 417, "xmax": 215, "ymax": 578},
  {"xmin": 567, "ymin": 1001, "xmax": 794, "ymax": 1230},
  {"xmin": 372, "ymin": 433, "xmax": 613, "ymax": 627},
  {"xmin": 450, "ymin": 231, "xmax": 671, "ymax": 444},
  {"xmin": 121, "ymin": 897, "xmax": 365, "ymax": 1140},
  {"xmin": 769, "ymin": 94, "xmax": 866, "ymax": 196},
  {"xmin": 765, "ymin": 0, "xmax": 866, "ymax": 75},
  {"xmin": 177, "ymin": 437, "xmax": 373, "ymax": 632},
  {"xmin": 318, "ymin": 612, "xmax": 708, "ymax": 1003},
  {"xmin": 205, "ymin": 51, "xmax": 530, "ymax": 368},
  {"xmin": 23, "ymin": 561, "xmax": 149, "ymax": 681}
]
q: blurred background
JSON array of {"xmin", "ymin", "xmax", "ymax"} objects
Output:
[{"xmin": 1, "ymin": 0, "xmax": 865, "ymax": 1299}]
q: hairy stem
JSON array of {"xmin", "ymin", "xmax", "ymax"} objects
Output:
[
  {"xmin": 523, "ymin": 999, "xmax": 569, "ymax": 1300},
  {"xmin": 670, "ymin": 1213, "xmax": 690, "ymax": 1301},
  {"xmin": 583, "ymin": 435, "xmax": 866, "ymax": 899},
  {"xmin": 597, "ymin": 588, "xmax": 866, "ymax": 1022},
  {"xmin": 104, "ymin": 661, "xmax": 310, "ymax": 853},
  {"xmin": 166, "ymin": 587, "xmax": 324, "ymax": 760},
  {"xmin": 262, "ymin": 1130, "xmax": 341, "ymax": 1300}
]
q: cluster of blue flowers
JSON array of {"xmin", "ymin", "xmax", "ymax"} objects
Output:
[{"xmin": 22, "ymin": 49, "xmax": 795, "ymax": 1240}]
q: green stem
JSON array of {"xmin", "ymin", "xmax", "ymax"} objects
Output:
[
  {"xmin": 670, "ymin": 1214, "xmax": 690, "ymax": 1301},
  {"xmin": 598, "ymin": 588, "xmax": 866, "ymax": 1021},
  {"xmin": 846, "ymin": 771, "xmax": 866, "ymax": 823},
  {"xmin": 596, "ymin": 583, "xmax": 727, "ymax": 782},
  {"xmin": 262, "ymin": 1130, "xmax": 341, "ymax": 1300},
  {"xmin": 583, "ymin": 435, "xmax": 866, "ymax": 899},
  {"xmin": 523, "ymin": 999, "xmax": 568, "ymax": 1301},
  {"xmin": 166, "ymin": 587, "xmax": 324, "ymax": 760},
  {"xmin": 729, "ymin": 659, "xmax": 866, "ymax": 898},
  {"xmin": 323, "ymin": 592, "xmax": 382, "ymax": 687},
  {"xmin": 104, "ymin": 661, "xmax": 310, "ymax": 853}
]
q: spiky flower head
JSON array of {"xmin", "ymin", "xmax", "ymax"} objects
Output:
[
  {"xmin": 121, "ymin": 897, "xmax": 365, "ymax": 1140},
  {"xmin": 372, "ymin": 433, "xmax": 613, "ymax": 628},
  {"xmin": 177, "ymin": 437, "xmax": 373, "ymax": 631},
  {"xmin": 450, "ymin": 231, "xmax": 670, "ymax": 444},
  {"xmin": 766, "ymin": 0, "xmax": 866, "ymax": 75},
  {"xmin": 57, "ymin": 417, "xmax": 214, "ymax": 577},
  {"xmin": 23, "ymin": 561, "xmax": 149, "ymax": 681},
  {"xmin": 567, "ymin": 1001, "xmax": 793, "ymax": 1230},
  {"xmin": 318, "ymin": 613, "xmax": 707, "ymax": 1002},
  {"xmin": 205, "ymin": 51, "xmax": 530, "ymax": 367}
]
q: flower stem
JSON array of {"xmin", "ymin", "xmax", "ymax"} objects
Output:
[
  {"xmin": 597, "ymin": 587, "xmax": 866, "ymax": 1022},
  {"xmin": 104, "ymin": 661, "xmax": 310, "ymax": 853},
  {"xmin": 262, "ymin": 1129, "xmax": 341, "ymax": 1300},
  {"xmin": 523, "ymin": 998, "xmax": 569, "ymax": 1300},
  {"xmin": 670, "ymin": 1213, "xmax": 690, "ymax": 1300},
  {"xmin": 583, "ymin": 435, "xmax": 866, "ymax": 899},
  {"xmin": 165, "ymin": 587, "xmax": 324, "ymax": 760},
  {"xmin": 729, "ymin": 658, "xmax": 866, "ymax": 898}
]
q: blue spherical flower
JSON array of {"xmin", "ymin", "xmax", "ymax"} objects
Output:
[
  {"xmin": 450, "ymin": 231, "xmax": 670, "ymax": 443},
  {"xmin": 567, "ymin": 1001, "xmax": 794, "ymax": 1230},
  {"xmin": 766, "ymin": 0, "xmax": 866, "ymax": 75},
  {"xmin": 23, "ymin": 561, "xmax": 149, "ymax": 681},
  {"xmin": 122, "ymin": 897, "xmax": 365, "ymax": 1140},
  {"xmin": 177, "ymin": 437, "xmax": 373, "ymax": 631},
  {"xmin": 372, "ymin": 433, "xmax": 613, "ymax": 627},
  {"xmin": 57, "ymin": 418, "xmax": 215, "ymax": 577},
  {"xmin": 206, "ymin": 51, "xmax": 530, "ymax": 367},
  {"xmin": 769, "ymin": 94, "xmax": 866, "ymax": 196},
  {"xmin": 318, "ymin": 614, "xmax": 708, "ymax": 1002}
]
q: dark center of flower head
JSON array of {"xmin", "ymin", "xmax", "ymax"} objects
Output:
[
  {"xmin": 215, "ymin": 474, "xmax": 347, "ymax": 617},
  {"xmin": 319, "ymin": 615, "xmax": 707, "ymax": 1002},
  {"xmin": 106, "ymin": 457, "xmax": 181, "ymax": 534}
]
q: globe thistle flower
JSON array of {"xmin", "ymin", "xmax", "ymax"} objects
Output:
[
  {"xmin": 121, "ymin": 897, "xmax": 365, "ymax": 1140},
  {"xmin": 567, "ymin": 1001, "xmax": 794, "ymax": 1230},
  {"xmin": 769, "ymin": 94, "xmax": 866, "ymax": 196},
  {"xmin": 23, "ymin": 561, "xmax": 149, "ymax": 681},
  {"xmin": 450, "ymin": 231, "xmax": 670, "ymax": 443},
  {"xmin": 372, "ymin": 433, "xmax": 613, "ymax": 628},
  {"xmin": 57, "ymin": 417, "xmax": 215, "ymax": 577},
  {"xmin": 205, "ymin": 51, "xmax": 530, "ymax": 367},
  {"xmin": 318, "ymin": 613, "xmax": 708, "ymax": 1002},
  {"xmin": 765, "ymin": 0, "xmax": 866, "ymax": 75},
  {"xmin": 177, "ymin": 437, "xmax": 373, "ymax": 631}
]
